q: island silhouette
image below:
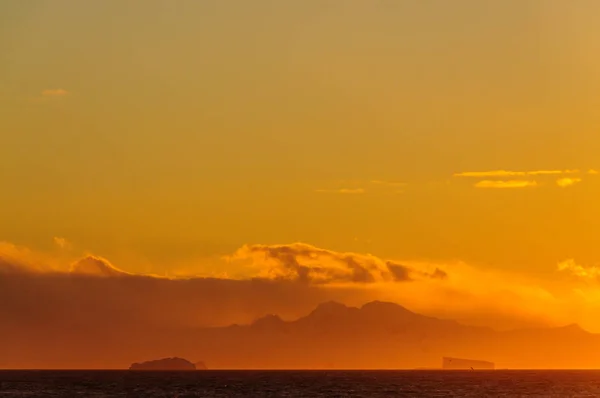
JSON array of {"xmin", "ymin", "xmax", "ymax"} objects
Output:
[
  {"xmin": 442, "ymin": 357, "xmax": 494, "ymax": 370},
  {"xmin": 130, "ymin": 357, "xmax": 197, "ymax": 371}
]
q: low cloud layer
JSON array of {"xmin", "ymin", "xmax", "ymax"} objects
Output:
[
  {"xmin": 0, "ymin": 242, "xmax": 374, "ymax": 330},
  {"xmin": 2, "ymin": 239, "xmax": 600, "ymax": 365}
]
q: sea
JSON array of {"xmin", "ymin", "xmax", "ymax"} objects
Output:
[{"xmin": 2, "ymin": 370, "xmax": 600, "ymax": 397}]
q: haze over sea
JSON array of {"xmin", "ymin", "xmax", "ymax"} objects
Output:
[{"xmin": 2, "ymin": 370, "xmax": 600, "ymax": 397}]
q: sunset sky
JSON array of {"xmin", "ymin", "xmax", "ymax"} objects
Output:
[{"xmin": 3, "ymin": 1, "xmax": 600, "ymax": 336}]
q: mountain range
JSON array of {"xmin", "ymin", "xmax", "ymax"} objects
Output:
[
  {"xmin": 1, "ymin": 300, "xmax": 597, "ymax": 369},
  {"xmin": 176, "ymin": 300, "xmax": 595, "ymax": 369}
]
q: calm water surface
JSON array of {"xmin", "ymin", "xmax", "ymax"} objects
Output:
[{"xmin": 1, "ymin": 370, "xmax": 600, "ymax": 397}]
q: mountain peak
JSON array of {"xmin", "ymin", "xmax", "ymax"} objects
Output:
[
  {"xmin": 252, "ymin": 314, "xmax": 284, "ymax": 327},
  {"xmin": 312, "ymin": 301, "xmax": 349, "ymax": 314},
  {"xmin": 361, "ymin": 300, "xmax": 410, "ymax": 311},
  {"xmin": 360, "ymin": 300, "xmax": 414, "ymax": 317},
  {"xmin": 301, "ymin": 301, "xmax": 354, "ymax": 323}
]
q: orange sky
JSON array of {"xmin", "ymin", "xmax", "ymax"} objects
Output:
[{"xmin": 2, "ymin": 0, "xmax": 600, "ymax": 341}]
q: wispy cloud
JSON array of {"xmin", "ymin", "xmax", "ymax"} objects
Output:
[
  {"xmin": 70, "ymin": 255, "xmax": 132, "ymax": 277},
  {"xmin": 474, "ymin": 180, "xmax": 538, "ymax": 189},
  {"xmin": 588, "ymin": 169, "xmax": 599, "ymax": 175},
  {"xmin": 42, "ymin": 89, "xmax": 69, "ymax": 97},
  {"xmin": 556, "ymin": 178, "xmax": 582, "ymax": 188},
  {"xmin": 53, "ymin": 237, "xmax": 72, "ymax": 250},
  {"xmin": 370, "ymin": 180, "xmax": 407, "ymax": 187},
  {"xmin": 557, "ymin": 259, "xmax": 600, "ymax": 279},
  {"xmin": 454, "ymin": 170, "xmax": 578, "ymax": 178},
  {"xmin": 315, "ymin": 188, "xmax": 365, "ymax": 194}
]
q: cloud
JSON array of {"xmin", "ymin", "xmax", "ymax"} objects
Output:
[
  {"xmin": 386, "ymin": 262, "xmax": 412, "ymax": 281},
  {"xmin": 474, "ymin": 180, "xmax": 538, "ymax": 189},
  {"xmin": 455, "ymin": 170, "xmax": 587, "ymax": 189},
  {"xmin": 53, "ymin": 237, "xmax": 71, "ymax": 250},
  {"xmin": 556, "ymin": 178, "xmax": 582, "ymax": 188},
  {"xmin": 0, "ymin": 241, "xmax": 64, "ymax": 273},
  {"xmin": 429, "ymin": 268, "xmax": 449, "ymax": 280},
  {"xmin": 70, "ymin": 255, "xmax": 131, "ymax": 277},
  {"xmin": 557, "ymin": 259, "xmax": 600, "ymax": 279},
  {"xmin": 456, "ymin": 170, "xmax": 529, "ymax": 177},
  {"xmin": 454, "ymin": 170, "xmax": 579, "ymax": 178},
  {"xmin": 315, "ymin": 188, "xmax": 365, "ymax": 194},
  {"xmin": 370, "ymin": 180, "xmax": 407, "ymax": 187},
  {"xmin": 588, "ymin": 169, "xmax": 599, "ymax": 175},
  {"xmin": 228, "ymin": 243, "xmax": 446, "ymax": 285},
  {"xmin": 41, "ymin": 89, "xmax": 69, "ymax": 97}
]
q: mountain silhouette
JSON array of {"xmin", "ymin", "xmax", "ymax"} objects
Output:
[
  {"xmin": 168, "ymin": 301, "xmax": 596, "ymax": 369},
  {"xmin": 0, "ymin": 300, "xmax": 597, "ymax": 369}
]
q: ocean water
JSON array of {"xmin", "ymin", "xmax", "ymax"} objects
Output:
[{"xmin": 1, "ymin": 370, "xmax": 600, "ymax": 397}]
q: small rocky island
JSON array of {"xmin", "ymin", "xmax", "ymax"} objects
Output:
[
  {"xmin": 129, "ymin": 357, "xmax": 199, "ymax": 371},
  {"xmin": 442, "ymin": 356, "xmax": 495, "ymax": 370}
]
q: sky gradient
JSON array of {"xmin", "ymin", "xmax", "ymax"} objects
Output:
[{"xmin": 2, "ymin": 1, "xmax": 600, "ymax": 336}]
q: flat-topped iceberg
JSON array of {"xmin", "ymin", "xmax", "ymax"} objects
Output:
[{"xmin": 129, "ymin": 357, "xmax": 197, "ymax": 370}]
